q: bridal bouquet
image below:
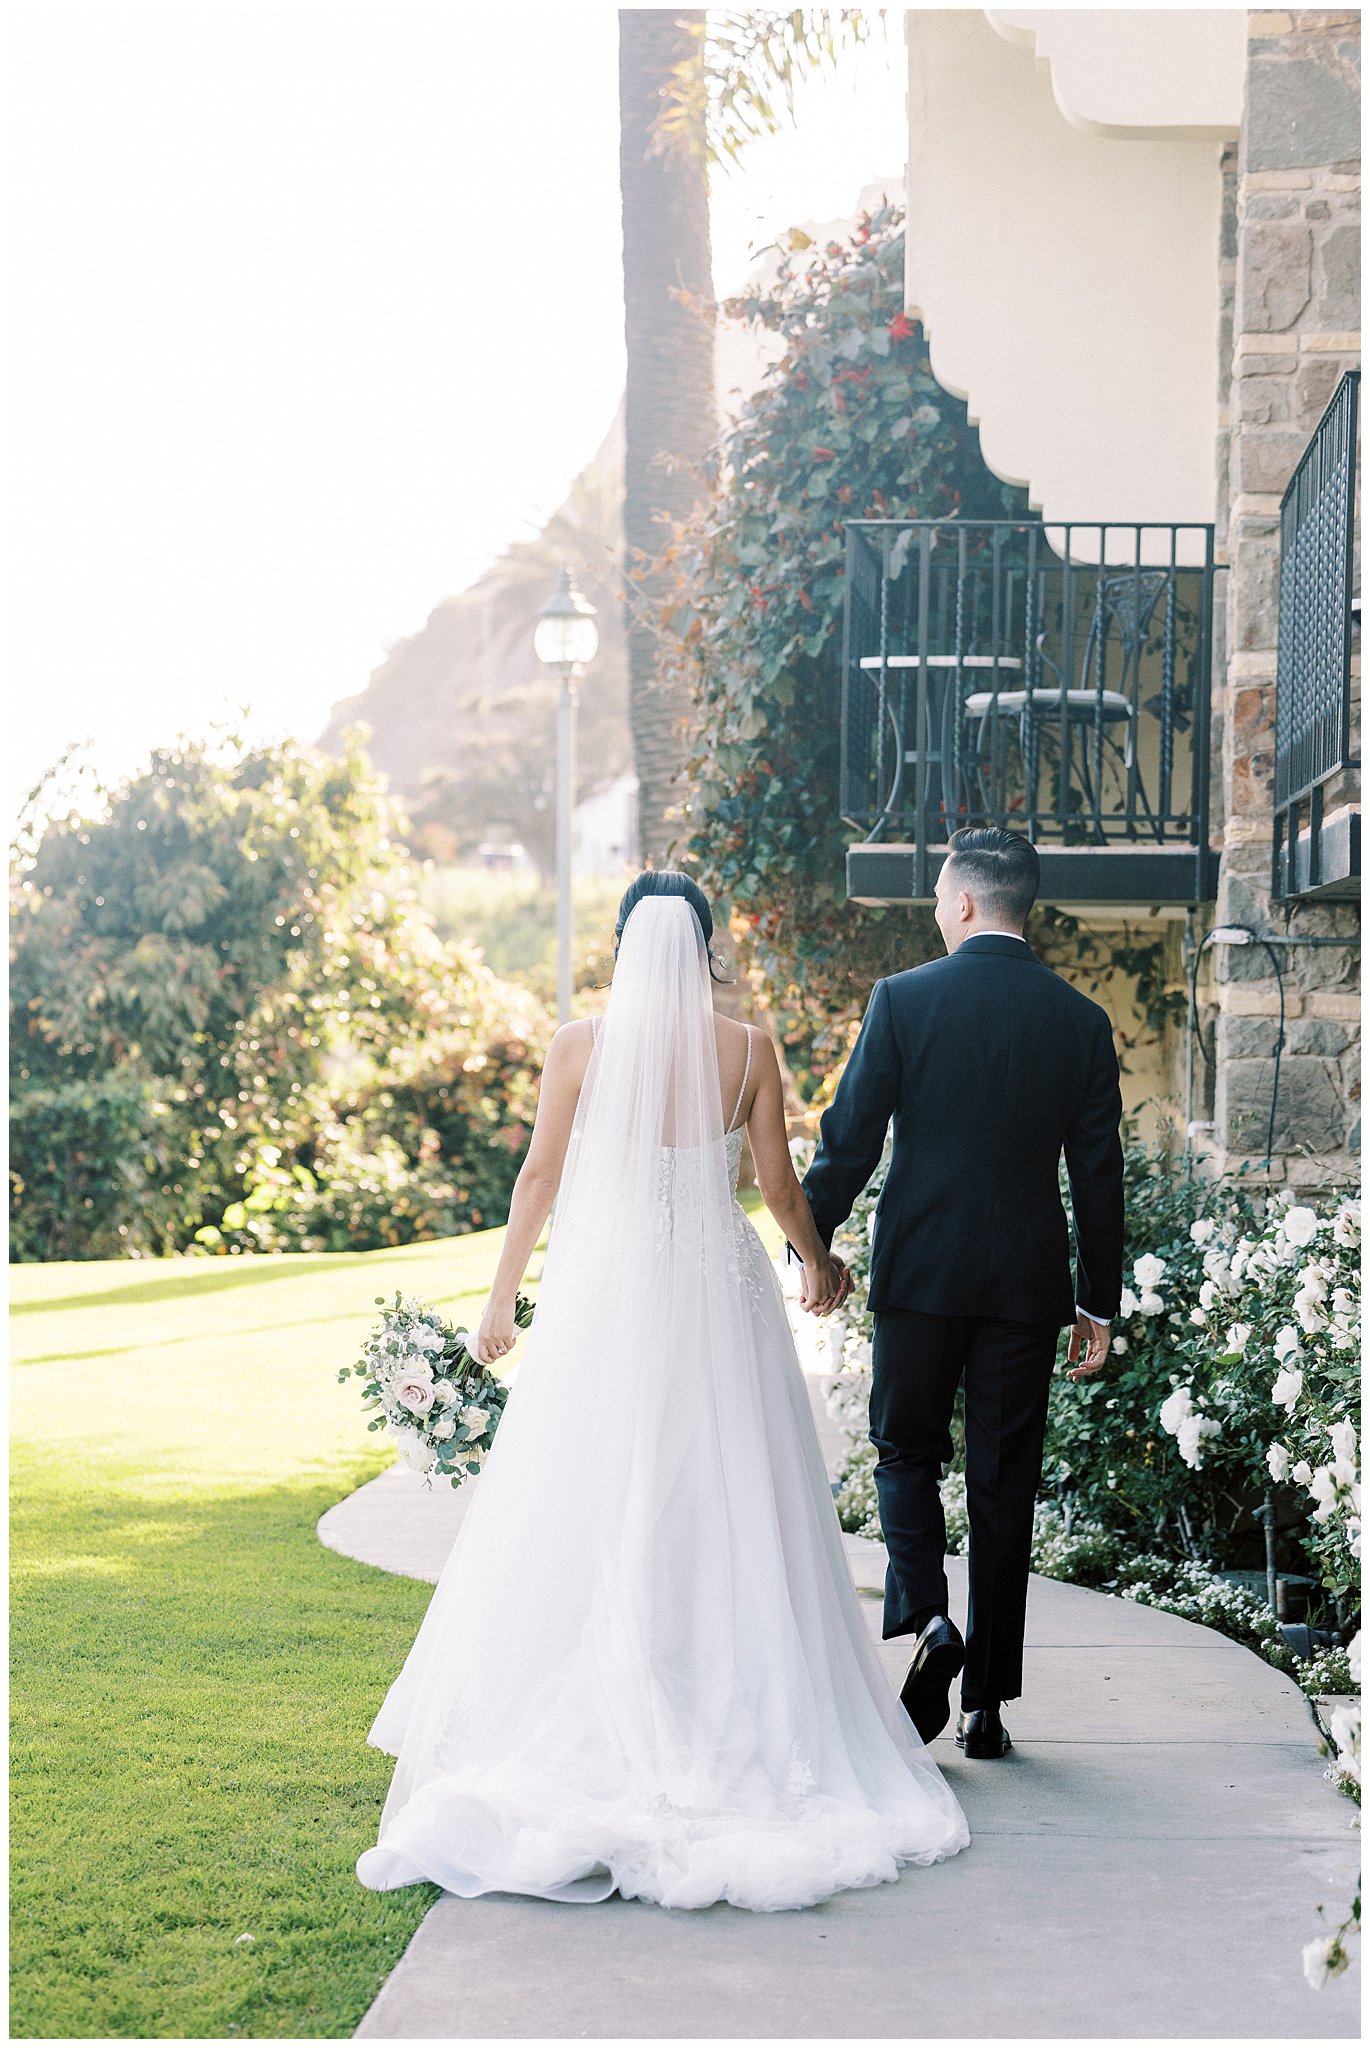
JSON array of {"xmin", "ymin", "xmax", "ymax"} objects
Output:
[{"xmin": 339, "ymin": 1290, "xmax": 535, "ymax": 1488}]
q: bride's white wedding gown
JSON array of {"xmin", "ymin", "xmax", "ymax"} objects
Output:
[{"xmin": 356, "ymin": 899, "xmax": 969, "ymax": 1912}]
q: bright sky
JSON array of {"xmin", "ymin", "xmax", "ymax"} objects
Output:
[{"xmin": 3, "ymin": 3, "xmax": 905, "ymax": 829}]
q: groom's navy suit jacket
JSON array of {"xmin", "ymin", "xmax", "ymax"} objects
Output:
[{"xmin": 802, "ymin": 934, "xmax": 1125, "ymax": 1328}]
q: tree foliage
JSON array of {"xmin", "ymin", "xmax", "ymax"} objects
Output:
[
  {"xmin": 649, "ymin": 204, "xmax": 1032, "ymax": 1080},
  {"xmin": 10, "ymin": 735, "xmax": 544, "ymax": 1259},
  {"xmin": 651, "ymin": 9, "xmax": 876, "ymax": 170}
]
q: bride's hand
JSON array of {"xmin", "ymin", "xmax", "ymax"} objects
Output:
[
  {"xmin": 801, "ymin": 1253, "xmax": 848, "ymax": 1316},
  {"xmin": 473, "ymin": 1297, "xmax": 517, "ymax": 1367}
]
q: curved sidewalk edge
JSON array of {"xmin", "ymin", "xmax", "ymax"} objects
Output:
[{"xmin": 327, "ymin": 1383, "xmax": 1360, "ymax": 2039}]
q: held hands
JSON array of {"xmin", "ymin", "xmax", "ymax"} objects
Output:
[
  {"xmin": 800, "ymin": 1252, "xmax": 854, "ymax": 1317},
  {"xmin": 1065, "ymin": 1313, "xmax": 1110, "ymax": 1381}
]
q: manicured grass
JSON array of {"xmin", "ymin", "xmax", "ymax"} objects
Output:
[
  {"xmin": 11, "ymin": 1198, "xmax": 785, "ymax": 2038},
  {"xmin": 9, "ymin": 1234, "xmax": 508, "ymax": 2039}
]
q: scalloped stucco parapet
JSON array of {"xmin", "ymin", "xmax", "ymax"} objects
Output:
[
  {"xmin": 904, "ymin": 10, "xmax": 1238, "ymax": 532},
  {"xmin": 983, "ymin": 10, "xmax": 1245, "ymax": 139}
]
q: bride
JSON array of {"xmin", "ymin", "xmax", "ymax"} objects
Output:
[{"xmin": 355, "ymin": 871, "xmax": 969, "ymax": 1912}]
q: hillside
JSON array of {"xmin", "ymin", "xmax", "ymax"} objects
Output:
[{"xmin": 318, "ymin": 411, "xmax": 631, "ymax": 871}]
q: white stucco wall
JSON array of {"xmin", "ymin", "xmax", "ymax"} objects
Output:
[
  {"xmin": 904, "ymin": 10, "xmax": 1242, "ymax": 548},
  {"xmin": 984, "ymin": 10, "xmax": 1245, "ymax": 137}
]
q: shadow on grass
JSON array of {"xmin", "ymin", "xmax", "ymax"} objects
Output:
[{"xmin": 10, "ymin": 1245, "xmax": 467, "ymax": 1318}]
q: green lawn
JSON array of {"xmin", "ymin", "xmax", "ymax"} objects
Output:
[
  {"xmin": 10, "ymin": 1197, "xmax": 783, "ymax": 2038},
  {"xmin": 9, "ymin": 1234, "xmax": 507, "ymax": 2039}
]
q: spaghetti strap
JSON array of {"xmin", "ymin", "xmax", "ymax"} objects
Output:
[{"xmin": 726, "ymin": 1025, "xmax": 754, "ymax": 1135}]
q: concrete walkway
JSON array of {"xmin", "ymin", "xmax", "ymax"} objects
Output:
[{"xmin": 325, "ymin": 1364, "xmax": 1360, "ymax": 2039}]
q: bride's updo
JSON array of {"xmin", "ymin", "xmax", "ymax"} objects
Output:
[{"xmin": 613, "ymin": 870, "xmax": 727, "ymax": 981}]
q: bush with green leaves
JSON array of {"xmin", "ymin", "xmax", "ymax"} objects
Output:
[
  {"xmin": 649, "ymin": 203, "xmax": 1032, "ymax": 1081},
  {"xmin": 1161, "ymin": 1188, "xmax": 1361, "ymax": 1617},
  {"xmin": 813, "ymin": 1132, "xmax": 1359, "ymax": 1630},
  {"xmin": 10, "ymin": 734, "xmax": 545, "ymax": 1258}
]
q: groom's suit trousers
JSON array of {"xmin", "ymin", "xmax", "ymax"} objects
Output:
[{"xmin": 870, "ymin": 1307, "xmax": 1059, "ymax": 1705}]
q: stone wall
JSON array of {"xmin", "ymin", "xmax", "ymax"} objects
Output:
[{"xmin": 1205, "ymin": 8, "xmax": 1361, "ymax": 1188}]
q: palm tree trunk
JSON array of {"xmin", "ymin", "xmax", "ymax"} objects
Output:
[{"xmin": 618, "ymin": 8, "xmax": 715, "ymax": 865}]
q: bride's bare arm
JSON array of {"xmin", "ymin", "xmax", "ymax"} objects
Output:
[
  {"xmin": 474, "ymin": 1022, "xmax": 592, "ymax": 1363},
  {"xmin": 745, "ymin": 1035, "xmax": 847, "ymax": 1314}
]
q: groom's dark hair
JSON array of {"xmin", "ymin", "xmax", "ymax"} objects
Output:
[{"xmin": 944, "ymin": 827, "xmax": 1039, "ymax": 926}]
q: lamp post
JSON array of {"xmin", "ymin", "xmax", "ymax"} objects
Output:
[{"xmin": 534, "ymin": 568, "xmax": 599, "ymax": 1024}]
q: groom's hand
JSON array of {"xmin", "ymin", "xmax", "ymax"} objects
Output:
[
  {"xmin": 1065, "ymin": 1314, "xmax": 1110, "ymax": 1380},
  {"xmin": 800, "ymin": 1253, "xmax": 851, "ymax": 1316}
]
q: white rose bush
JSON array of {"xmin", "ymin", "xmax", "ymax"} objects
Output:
[
  {"xmin": 1171, "ymin": 1190, "xmax": 1360, "ymax": 1619},
  {"xmin": 810, "ymin": 1131, "xmax": 1361, "ymax": 1988},
  {"xmin": 338, "ymin": 1289, "xmax": 534, "ymax": 1487}
]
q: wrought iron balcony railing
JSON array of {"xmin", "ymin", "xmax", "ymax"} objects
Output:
[
  {"xmin": 1273, "ymin": 370, "xmax": 1360, "ymax": 901},
  {"xmin": 840, "ymin": 518, "xmax": 1217, "ymax": 904}
]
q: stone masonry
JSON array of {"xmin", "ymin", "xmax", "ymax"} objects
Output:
[{"xmin": 1207, "ymin": 9, "xmax": 1361, "ymax": 1187}]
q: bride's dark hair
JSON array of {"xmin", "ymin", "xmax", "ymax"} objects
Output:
[{"xmin": 614, "ymin": 870, "xmax": 730, "ymax": 981}]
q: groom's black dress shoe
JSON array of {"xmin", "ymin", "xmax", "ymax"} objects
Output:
[
  {"xmin": 955, "ymin": 1705, "xmax": 1013, "ymax": 1758},
  {"xmin": 898, "ymin": 1615, "xmax": 966, "ymax": 1744}
]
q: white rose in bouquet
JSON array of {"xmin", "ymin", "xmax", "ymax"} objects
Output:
[
  {"xmin": 432, "ymin": 1416, "xmax": 457, "ymax": 1441},
  {"xmin": 390, "ymin": 1424, "xmax": 438, "ymax": 1475},
  {"xmin": 459, "ymin": 1405, "xmax": 491, "ymax": 1436},
  {"xmin": 433, "ymin": 1378, "xmax": 460, "ymax": 1407},
  {"xmin": 394, "ymin": 1371, "xmax": 437, "ymax": 1417}
]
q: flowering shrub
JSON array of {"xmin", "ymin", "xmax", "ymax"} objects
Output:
[
  {"xmin": 1114, "ymin": 1554, "xmax": 1292, "ymax": 1663},
  {"xmin": 809, "ymin": 1131, "xmax": 1361, "ymax": 1990},
  {"xmin": 11, "ymin": 732, "xmax": 546, "ymax": 1259},
  {"xmin": 823, "ymin": 1153, "xmax": 1359, "ymax": 1612},
  {"xmin": 1038, "ymin": 1138, "xmax": 1259, "ymax": 1564},
  {"xmin": 650, "ymin": 203, "xmax": 1033, "ymax": 1076},
  {"xmin": 1162, "ymin": 1190, "xmax": 1361, "ymax": 1616},
  {"xmin": 1303, "ymin": 1626, "xmax": 1362, "ymax": 1989}
]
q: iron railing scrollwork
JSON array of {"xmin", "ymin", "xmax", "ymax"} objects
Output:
[{"xmin": 840, "ymin": 518, "xmax": 1216, "ymax": 899}]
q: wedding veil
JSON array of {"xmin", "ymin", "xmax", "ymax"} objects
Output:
[{"xmin": 357, "ymin": 891, "xmax": 969, "ymax": 1906}]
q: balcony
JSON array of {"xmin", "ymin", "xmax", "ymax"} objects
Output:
[
  {"xmin": 1272, "ymin": 370, "xmax": 1360, "ymax": 903},
  {"xmin": 840, "ymin": 518, "xmax": 1218, "ymax": 906}
]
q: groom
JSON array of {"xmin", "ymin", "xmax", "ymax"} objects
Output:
[{"xmin": 802, "ymin": 826, "xmax": 1124, "ymax": 1759}]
